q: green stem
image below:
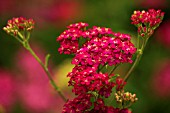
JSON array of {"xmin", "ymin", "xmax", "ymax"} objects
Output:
[
  {"xmin": 14, "ymin": 36, "xmax": 23, "ymax": 43},
  {"xmin": 97, "ymin": 63, "xmax": 107, "ymax": 73},
  {"xmin": 17, "ymin": 31, "xmax": 67, "ymax": 102},
  {"xmin": 123, "ymin": 35, "xmax": 149, "ymax": 82},
  {"xmin": 45, "ymin": 54, "xmax": 50, "ymax": 68},
  {"xmin": 137, "ymin": 33, "xmax": 140, "ymax": 50},
  {"xmin": 123, "ymin": 51, "xmax": 142, "ymax": 82},
  {"xmin": 107, "ymin": 93, "xmax": 115, "ymax": 106},
  {"xmin": 26, "ymin": 32, "xmax": 30, "ymax": 41},
  {"xmin": 23, "ymin": 42, "xmax": 67, "ymax": 102},
  {"xmin": 18, "ymin": 32, "xmax": 24, "ymax": 40},
  {"xmin": 109, "ymin": 64, "xmax": 119, "ymax": 76}
]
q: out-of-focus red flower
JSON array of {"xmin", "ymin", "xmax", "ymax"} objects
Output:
[
  {"xmin": 136, "ymin": 0, "xmax": 167, "ymax": 8},
  {"xmin": 15, "ymin": 45, "xmax": 64, "ymax": 113},
  {"xmin": 2, "ymin": 0, "xmax": 83, "ymax": 27},
  {"xmin": 152, "ymin": 60, "xmax": 170, "ymax": 97},
  {"xmin": 156, "ymin": 21, "xmax": 170, "ymax": 49},
  {"xmin": 0, "ymin": 0, "xmax": 15, "ymax": 15},
  {"xmin": 0, "ymin": 69, "xmax": 16, "ymax": 112},
  {"xmin": 43, "ymin": 0, "xmax": 82, "ymax": 23}
]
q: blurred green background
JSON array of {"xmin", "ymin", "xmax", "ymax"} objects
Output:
[{"xmin": 0, "ymin": 0, "xmax": 170, "ymax": 113}]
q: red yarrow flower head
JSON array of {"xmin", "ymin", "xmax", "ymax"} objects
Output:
[
  {"xmin": 72, "ymin": 33, "xmax": 136, "ymax": 67},
  {"xmin": 67, "ymin": 65, "xmax": 115, "ymax": 97},
  {"xmin": 62, "ymin": 94, "xmax": 93, "ymax": 113},
  {"xmin": 57, "ymin": 22, "xmax": 89, "ymax": 54},
  {"xmin": 56, "ymin": 22, "xmax": 136, "ymax": 57},
  {"xmin": 62, "ymin": 93, "xmax": 125, "ymax": 113},
  {"xmin": 88, "ymin": 26, "xmax": 114, "ymax": 38},
  {"xmin": 56, "ymin": 22, "xmax": 116, "ymax": 55},
  {"xmin": 67, "ymin": 22, "xmax": 89, "ymax": 29},
  {"xmin": 131, "ymin": 9, "xmax": 164, "ymax": 37},
  {"xmin": 3, "ymin": 17, "xmax": 34, "ymax": 36},
  {"xmin": 57, "ymin": 22, "xmax": 137, "ymax": 112}
]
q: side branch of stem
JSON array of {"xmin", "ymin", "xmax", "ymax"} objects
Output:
[
  {"xmin": 23, "ymin": 41, "xmax": 67, "ymax": 102},
  {"xmin": 123, "ymin": 53, "xmax": 141, "ymax": 82},
  {"xmin": 123, "ymin": 35, "xmax": 149, "ymax": 82}
]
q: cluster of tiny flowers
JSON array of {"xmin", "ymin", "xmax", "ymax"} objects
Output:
[
  {"xmin": 57, "ymin": 22, "xmax": 88, "ymax": 54},
  {"xmin": 131, "ymin": 9, "xmax": 164, "ymax": 37},
  {"xmin": 3, "ymin": 17, "xmax": 34, "ymax": 36},
  {"xmin": 62, "ymin": 94, "xmax": 92, "ymax": 113},
  {"xmin": 115, "ymin": 77, "xmax": 127, "ymax": 91},
  {"xmin": 82, "ymin": 26, "xmax": 113, "ymax": 38},
  {"xmin": 115, "ymin": 91, "xmax": 138, "ymax": 104},
  {"xmin": 62, "ymin": 94, "xmax": 131, "ymax": 113},
  {"xmin": 57, "ymin": 22, "xmax": 136, "ymax": 112},
  {"xmin": 67, "ymin": 65, "xmax": 115, "ymax": 97},
  {"xmin": 62, "ymin": 94, "xmax": 111, "ymax": 113},
  {"xmin": 72, "ymin": 34, "xmax": 136, "ymax": 67}
]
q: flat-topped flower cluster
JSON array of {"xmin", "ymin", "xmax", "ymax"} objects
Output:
[
  {"xmin": 3, "ymin": 17, "xmax": 34, "ymax": 36},
  {"xmin": 131, "ymin": 9, "xmax": 164, "ymax": 37},
  {"xmin": 57, "ymin": 22, "xmax": 136, "ymax": 112}
]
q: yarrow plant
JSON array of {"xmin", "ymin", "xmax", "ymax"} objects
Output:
[{"xmin": 3, "ymin": 9, "xmax": 164, "ymax": 113}]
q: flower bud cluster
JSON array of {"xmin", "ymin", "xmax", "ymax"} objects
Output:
[
  {"xmin": 3, "ymin": 17, "xmax": 34, "ymax": 36},
  {"xmin": 57, "ymin": 22, "xmax": 136, "ymax": 112},
  {"xmin": 131, "ymin": 9, "xmax": 164, "ymax": 37},
  {"xmin": 115, "ymin": 90, "xmax": 138, "ymax": 107}
]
